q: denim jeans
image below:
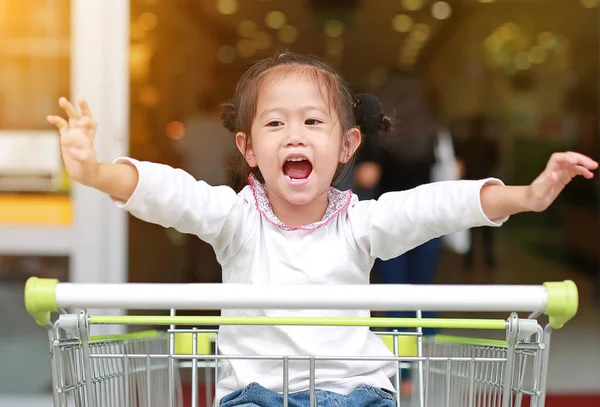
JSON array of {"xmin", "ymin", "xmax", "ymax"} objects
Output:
[{"xmin": 219, "ymin": 382, "xmax": 395, "ymax": 406}]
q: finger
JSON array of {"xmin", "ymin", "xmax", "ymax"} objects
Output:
[
  {"xmin": 550, "ymin": 153, "xmax": 598, "ymax": 176},
  {"xmin": 552, "ymin": 165, "xmax": 594, "ymax": 186},
  {"xmin": 58, "ymin": 97, "xmax": 81, "ymax": 120},
  {"xmin": 47, "ymin": 115, "xmax": 68, "ymax": 131},
  {"xmin": 77, "ymin": 98, "xmax": 93, "ymax": 118},
  {"xmin": 565, "ymin": 151, "xmax": 599, "ymax": 170},
  {"xmin": 571, "ymin": 165, "xmax": 595, "ymax": 179},
  {"xmin": 548, "ymin": 152, "xmax": 578, "ymax": 169}
]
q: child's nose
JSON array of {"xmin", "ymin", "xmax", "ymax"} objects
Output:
[
  {"xmin": 286, "ymin": 136, "xmax": 306, "ymax": 147},
  {"xmin": 285, "ymin": 124, "xmax": 307, "ymax": 146}
]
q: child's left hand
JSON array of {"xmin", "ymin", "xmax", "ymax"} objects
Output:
[{"xmin": 526, "ymin": 151, "xmax": 598, "ymax": 212}]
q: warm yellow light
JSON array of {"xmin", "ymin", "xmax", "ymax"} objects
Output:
[
  {"xmin": 398, "ymin": 52, "xmax": 417, "ymax": 67},
  {"xmin": 130, "ymin": 43, "xmax": 153, "ymax": 81},
  {"xmin": 405, "ymin": 39, "xmax": 423, "ymax": 51},
  {"xmin": 398, "ymin": 44, "xmax": 419, "ymax": 67},
  {"xmin": 265, "ymin": 11, "xmax": 286, "ymax": 29},
  {"xmin": 253, "ymin": 31, "xmax": 272, "ymax": 50},
  {"xmin": 324, "ymin": 20, "xmax": 345, "ymax": 38},
  {"xmin": 166, "ymin": 121, "xmax": 185, "ymax": 140},
  {"xmin": 484, "ymin": 35, "xmax": 503, "ymax": 53},
  {"xmin": 402, "ymin": 0, "xmax": 424, "ymax": 11},
  {"xmin": 410, "ymin": 23, "xmax": 430, "ymax": 42},
  {"xmin": 216, "ymin": 0, "xmax": 238, "ymax": 15},
  {"xmin": 130, "ymin": 23, "xmax": 146, "ymax": 41},
  {"xmin": 139, "ymin": 12, "xmax": 158, "ymax": 31},
  {"xmin": 538, "ymin": 31, "xmax": 557, "ymax": 49},
  {"xmin": 514, "ymin": 52, "xmax": 532, "ymax": 70},
  {"xmin": 139, "ymin": 86, "xmax": 160, "ymax": 107},
  {"xmin": 431, "ymin": 2, "xmax": 452, "ymax": 20},
  {"xmin": 238, "ymin": 20, "xmax": 258, "ymax": 38},
  {"xmin": 530, "ymin": 46, "xmax": 546, "ymax": 64},
  {"xmin": 392, "ymin": 14, "xmax": 413, "ymax": 33},
  {"xmin": 498, "ymin": 23, "xmax": 519, "ymax": 41},
  {"xmin": 279, "ymin": 25, "xmax": 299, "ymax": 43},
  {"xmin": 580, "ymin": 0, "xmax": 599, "ymax": 8}
]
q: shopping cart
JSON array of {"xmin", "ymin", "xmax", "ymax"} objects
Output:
[{"xmin": 24, "ymin": 277, "xmax": 578, "ymax": 407}]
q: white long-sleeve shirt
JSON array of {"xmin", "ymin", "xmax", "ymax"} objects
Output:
[{"xmin": 113, "ymin": 158, "xmax": 507, "ymax": 403}]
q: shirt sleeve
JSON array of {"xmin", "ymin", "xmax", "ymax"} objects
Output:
[
  {"xmin": 347, "ymin": 178, "xmax": 508, "ymax": 261},
  {"xmin": 112, "ymin": 157, "xmax": 246, "ymax": 261}
]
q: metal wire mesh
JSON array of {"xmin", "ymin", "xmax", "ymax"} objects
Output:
[
  {"xmin": 51, "ymin": 333, "xmax": 182, "ymax": 407},
  {"xmin": 48, "ymin": 318, "xmax": 548, "ymax": 407},
  {"xmin": 417, "ymin": 340, "xmax": 509, "ymax": 407}
]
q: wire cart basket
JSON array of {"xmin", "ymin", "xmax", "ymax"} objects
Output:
[{"xmin": 24, "ymin": 278, "xmax": 578, "ymax": 407}]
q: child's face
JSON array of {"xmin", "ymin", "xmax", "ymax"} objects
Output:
[{"xmin": 237, "ymin": 71, "xmax": 359, "ymax": 207}]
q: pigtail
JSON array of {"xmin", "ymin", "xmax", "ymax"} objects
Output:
[
  {"xmin": 220, "ymin": 99, "xmax": 238, "ymax": 133},
  {"xmin": 353, "ymin": 93, "xmax": 393, "ymax": 136}
]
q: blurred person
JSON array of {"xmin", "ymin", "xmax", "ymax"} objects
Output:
[
  {"xmin": 172, "ymin": 93, "xmax": 237, "ymax": 284},
  {"xmin": 455, "ymin": 115, "xmax": 500, "ymax": 272},
  {"xmin": 48, "ymin": 51, "xmax": 597, "ymax": 407},
  {"xmin": 174, "ymin": 92, "xmax": 237, "ymax": 187},
  {"xmin": 354, "ymin": 70, "xmax": 455, "ymax": 394},
  {"xmin": 354, "ymin": 71, "xmax": 453, "ymax": 324}
]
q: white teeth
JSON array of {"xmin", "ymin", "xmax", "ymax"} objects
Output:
[
  {"xmin": 286, "ymin": 157, "xmax": 306, "ymax": 162},
  {"xmin": 284, "ymin": 175, "xmax": 307, "ymax": 182}
]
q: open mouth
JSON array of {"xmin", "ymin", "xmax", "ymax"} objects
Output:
[{"xmin": 282, "ymin": 156, "xmax": 313, "ymax": 182}]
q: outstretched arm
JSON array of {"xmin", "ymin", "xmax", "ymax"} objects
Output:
[
  {"xmin": 47, "ymin": 97, "xmax": 138, "ymax": 202},
  {"xmin": 480, "ymin": 151, "xmax": 598, "ymax": 220},
  {"xmin": 348, "ymin": 151, "xmax": 597, "ymax": 262},
  {"xmin": 48, "ymin": 97, "xmax": 244, "ymax": 258}
]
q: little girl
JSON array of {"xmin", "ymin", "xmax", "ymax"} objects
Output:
[{"xmin": 48, "ymin": 52, "xmax": 597, "ymax": 406}]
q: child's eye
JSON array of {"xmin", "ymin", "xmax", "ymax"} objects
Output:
[
  {"xmin": 305, "ymin": 119, "xmax": 322, "ymax": 126},
  {"xmin": 266, "ymin": 121, "xmax": 283, "ymax": 127}
]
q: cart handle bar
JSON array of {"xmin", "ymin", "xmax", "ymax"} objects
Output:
[{"xmin": 24, "ymin": 278, "xmax": 577, "ymax": 330}]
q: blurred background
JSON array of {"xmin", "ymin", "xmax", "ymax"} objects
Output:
[{"xmin": 0, "ymin": 0, "xmax": 598, "ymax": 406}]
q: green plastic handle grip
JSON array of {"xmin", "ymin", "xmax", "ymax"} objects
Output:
[
  {"xmin": 543, "ymin": 280, "xmax": 578, "ymax": 329},
  {"xmin": 24, "ymin": 277, "xmax": 58, "ymax": 326}
]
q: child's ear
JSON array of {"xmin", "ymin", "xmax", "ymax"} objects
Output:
[
  {"xmin": 339, "ymin": 128, "xmax": 361, "ymax": 164},
  {"xmin": 235, "ymin": 132, "xmax": 257, "ymax": 167}
]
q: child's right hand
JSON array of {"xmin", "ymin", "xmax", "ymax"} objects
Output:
[{"xmin": 47, "ymin": 97, "xmax": 99, "ymax": 187}]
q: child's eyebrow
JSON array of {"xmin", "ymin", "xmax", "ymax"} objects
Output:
[{"xmin": 258, "ymin": 106, "xmax": 329, "ymax": 120}]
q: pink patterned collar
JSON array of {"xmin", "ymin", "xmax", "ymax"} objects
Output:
[{"xmin": 248, "ymin": 174, "xmax": 353, "ymax": 231}]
